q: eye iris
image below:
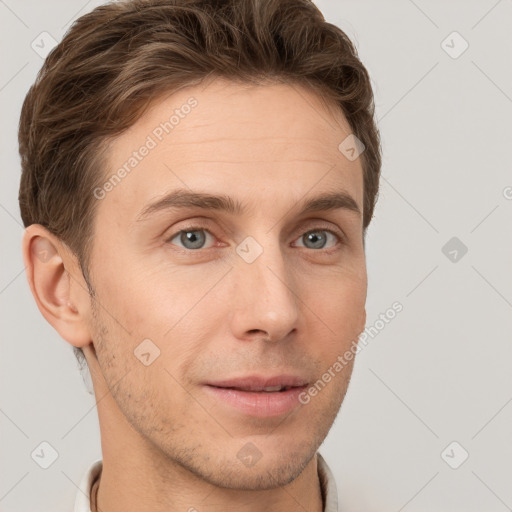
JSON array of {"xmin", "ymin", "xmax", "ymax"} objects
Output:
[
  {"xmin": 304, "ymin": 231, "xmax": 327, "ymax": 249},
  {"xmin": 181, "ymin": 230, "xmax": 206, "ymax": 249}
]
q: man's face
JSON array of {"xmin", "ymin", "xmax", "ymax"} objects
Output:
[{"xmin": 85, "ymin": 78, "xmax": 367, "ymax": 489}]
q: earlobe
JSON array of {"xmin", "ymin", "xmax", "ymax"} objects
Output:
[{"xmin": 22, "ymin": 225, "xmax": 92, "ymax": 348}]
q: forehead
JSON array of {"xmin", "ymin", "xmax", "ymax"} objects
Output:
[{"xmin": 98, "ymin": 78, "xmax": 363, "ymax": 222}]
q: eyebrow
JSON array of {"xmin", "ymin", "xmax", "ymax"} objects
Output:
[{"xmin": 136, "ymin": 188, "xmax": 361, "ymax": 221}]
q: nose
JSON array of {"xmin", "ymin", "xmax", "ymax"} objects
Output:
[{"xmin": 229, "ymin": 239, "xmax": 300, "ymax": 343}]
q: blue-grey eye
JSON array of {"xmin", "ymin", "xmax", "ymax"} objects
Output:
[
  {"xmin": 169, "ymin": 229, "xmax": 213, "ymax": 250},
  {"xmin": 296, "ymin": 230, "xmax": 338, "ymax": 250}
]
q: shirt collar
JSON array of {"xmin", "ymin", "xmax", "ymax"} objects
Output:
[
  {"xmin": 73, "ymin": 458, "xmax": 101, "ymax": 512},
  {"xmin": 74, "ymin": 452, "xmax": 338, "ymax": 512},
  {"xmin": 317, "ymin": 452, "xmax": 339, "ymax": 512}
]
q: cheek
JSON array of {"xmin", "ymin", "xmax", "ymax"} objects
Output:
[
  {"xmin": 305, "ymin": 270, "xmax": 366, "ymax": 352},
  {"xmin": 97, "ymin": 262, "xmax": 229, "ymax": 360},
  {"xmin": 313, "ymin": 263, "xmax": 366, "ymax": 309}
]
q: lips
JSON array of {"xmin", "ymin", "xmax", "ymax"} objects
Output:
[
  {"xmin": 205, "ymin": 374, "xmax": 309, "ymax": 392},
  {"xmin": 203, "ymin": 375, "xmax": 310, "ymax": 417}
]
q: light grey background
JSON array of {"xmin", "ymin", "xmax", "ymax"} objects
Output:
[{"xmin": 1, "ymin": 0, "xmax": 511, "ymax": 511}]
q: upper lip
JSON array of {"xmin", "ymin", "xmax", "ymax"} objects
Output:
[{"xmin": 205, "ymin": 374, "xmax": 309, "ymax": 391}]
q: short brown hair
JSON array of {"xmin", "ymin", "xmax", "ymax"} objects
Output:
[{"xmin": 18, "ymin": 0, "xmax": 381, "ymax": 365}]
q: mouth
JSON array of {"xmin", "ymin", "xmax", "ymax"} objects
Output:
[
  {"xmin": 203, "ymin": 375, "xmax": 309, "ymax": 417},
  {"xmin": 208, "ymin": 384, "xmax": 299, "ymax": 392}
]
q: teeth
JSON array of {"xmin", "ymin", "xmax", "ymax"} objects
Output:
[
  {"xmin": 263, "ymin": 386, "xmax": 284, "ymax": 392},
  {"xmin": 223, "ymin": 385, "xmax": 293, "ymax": 392}
]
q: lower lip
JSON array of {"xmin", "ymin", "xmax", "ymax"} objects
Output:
[{"xmin": 203, "ymin": 385, "xmax": 307, "ymax": 417}]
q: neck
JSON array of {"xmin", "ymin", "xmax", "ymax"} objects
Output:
[{"xmin": 95, "ymin": 452, "xmax": 324, "ymax": 512}]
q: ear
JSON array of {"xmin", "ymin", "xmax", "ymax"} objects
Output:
[{"xmin": 22, "ymin": 224, "xmax": 92, "ymax": 348}]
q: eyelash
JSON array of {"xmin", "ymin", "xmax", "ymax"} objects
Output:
[{"xmin": 165, "ymin": 223, "xmax": 345, "ymax": 253}]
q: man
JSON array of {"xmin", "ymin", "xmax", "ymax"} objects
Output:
[{"xmin": 18, "ymin": 0, "xmax": 381, "ymax": 510}]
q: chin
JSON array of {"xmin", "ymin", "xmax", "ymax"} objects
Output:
[{"xmin": 192, "ymin": 438, "xmax": 319, "ymax": 491}]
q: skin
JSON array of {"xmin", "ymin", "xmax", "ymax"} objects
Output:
[{"xmin": 22, "ymin": 77, "xmax": 367, "ymax": 512}]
